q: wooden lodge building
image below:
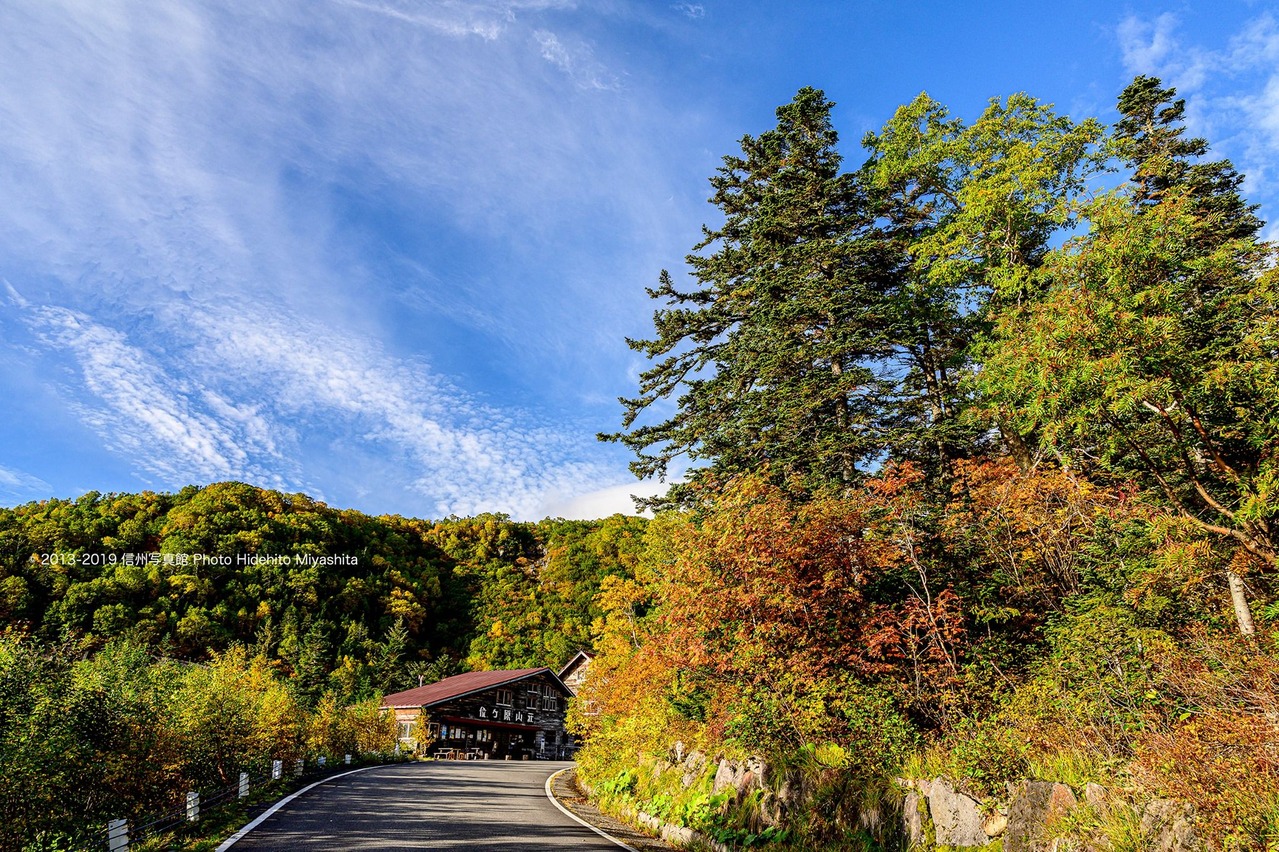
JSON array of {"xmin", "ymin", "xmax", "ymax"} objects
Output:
[{"xmin": 383, "ymin": 666, "xmax": 576, "ymax": 760}]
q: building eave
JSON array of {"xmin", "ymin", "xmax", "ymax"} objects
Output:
[{"xmin": 387, "ymin": 668, "xmax": 574, "ymax": 711}]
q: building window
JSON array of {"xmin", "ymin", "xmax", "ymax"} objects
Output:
[
  {"xmin": 397, "ymin": 722, "xmax": 413, "ymax": 740},
  {"xmin": 544, "ymin": 691, "xmax": 558, "ymax": 711},
  {"xmin": 526, "ymin": 684, "xmax": 542, "ymax": 710},
  {"xmin": 496, "ymin": 688, "xmax": 513, "ymax": 706}
]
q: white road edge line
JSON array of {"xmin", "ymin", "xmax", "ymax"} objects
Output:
[
  {"xmin": 545, "ymin": 767, "xmax": 642, "ymax": 852},
  {"xmin": 215, "ymin": 764, "xmax": 386, "ymax": 850}
]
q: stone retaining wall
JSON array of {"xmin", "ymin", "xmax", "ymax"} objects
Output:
[
  {"xmin": 901, "ymin": 777, "xmax": 1201, "ymax": 851},
  {"xmin": 601, "ymin": 744, "xmax": 1203, "ymax": 851}
]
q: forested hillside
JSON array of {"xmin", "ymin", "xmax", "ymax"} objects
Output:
[
  {"xmin": 0, "ymin": 482, "xmax": 643, "ymax": 696},
  {"xmin": 0, "ymin": 484, "xmax": 643, "ymax": 847},
  {"xmin": 580, "ymin": 77, "xmax": 1279, "ymax": 849}
]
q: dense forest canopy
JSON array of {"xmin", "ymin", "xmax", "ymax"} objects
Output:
[
  {"xmin": 0, "ymin": 481, "xmax": 644, "ymax": 699},
  {"xmin": 0, "ymin": 484, "xmax": 646, "ymax": 845}
]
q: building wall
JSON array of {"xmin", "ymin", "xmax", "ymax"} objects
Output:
[
  {"xmin": 393, "ymin": 708, "xmax": 421, "ymax": 743},
  {"xmin": 561, "ymin": 660, "xmax": 590, "ymax": 695}
]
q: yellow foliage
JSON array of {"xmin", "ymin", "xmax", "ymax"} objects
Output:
[
  {"xmin": 350, "ymin": 698, "xmax": 398, "ymax": 754},
  {"xmin": 306, "ymin": 693, "xmax": 350, "ymax": 757},
  {"xmin": 387, "ymin": 587, "xmax": 426, "ymax": 630},
  {"xmin": 170, "ymin": 646, "xmax": 306, "ymax": 784}
]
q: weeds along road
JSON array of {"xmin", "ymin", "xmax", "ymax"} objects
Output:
[{"xmin": 226, "ymin": 761, "xmax": 626, "ymax": 851}]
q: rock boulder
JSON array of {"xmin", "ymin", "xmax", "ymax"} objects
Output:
[
  {"xmin": 712, "ymin": 758, "xmax": 760, "ymax": 799},
  {"xmin": 1005, "ymin": 781, "xmax": 1078, "ymax": 852},
  {"xmin": 927, "ymin": 777, "xmax": 988, "ymax": 847},
  {"xmin": 902, "ymin": 790, "xmax": 927, "ymax": 848},
  {"xmin": 1141, "ymin": 799, "xmax": 1200, "ymax": 852}
]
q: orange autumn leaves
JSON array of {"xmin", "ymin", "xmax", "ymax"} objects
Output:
[
  {"xmin": 659, "ymin": 471, "xmax": 905, "ymax": 685},
  {"xmin": 579, "ymin": 457, "xmax": 1124, "ymax": 755}
]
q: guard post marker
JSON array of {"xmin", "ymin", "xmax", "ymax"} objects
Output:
[{"xmin": 215, "ymin": 764, "xmax": 385, "ymax": 850}]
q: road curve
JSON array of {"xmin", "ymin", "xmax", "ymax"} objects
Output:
[{"xmin": 227, "ymin": 760, "xmax": 625, "ymax": 850}]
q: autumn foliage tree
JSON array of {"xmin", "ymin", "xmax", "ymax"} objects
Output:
[
  {"xmin": 980, "ymin": 77, "xmax": 1279, "ymax": 636},
  {"xmin": 588, "ymin": 75, "xmax": 1279, "ymax": 848},
  {"xmin": 578, "ymin": 469, "xmax": 960, "ymax": 764}
]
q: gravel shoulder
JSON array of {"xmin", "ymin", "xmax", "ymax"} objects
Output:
[{"xmin": 550, "ymin": 766, "xmax": 675, "ymax": 852}]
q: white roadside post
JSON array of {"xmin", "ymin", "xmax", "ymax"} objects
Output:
[
  {"xmin": 294, "ymin": 759, "xmax": 304, "ymax": 777},
  {"xmin": 107, "ymin": 818, "xmax": 128, "ymax": 851},
  {"xmin": 272, "ymin": 759, "xmax": 282, "ymax": 780},
  {"xmin": 239, "ymin": 772, "xmax": 249, "ymax": 799},
  {"xmin": 344, "ymin": 754, "xmax": 351, "ymax": 765},
  {"xmin": 186, "ymin": 791, "xmax": 200, "ymax": 822}
]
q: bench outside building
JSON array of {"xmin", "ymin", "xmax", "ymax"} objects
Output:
[{"xmin": 383, "ymin": 667, "xmax": 576, "ymax": 760}]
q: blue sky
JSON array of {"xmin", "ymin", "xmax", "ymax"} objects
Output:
[{"xmin": 1, "ymin": 1, "xmax": 1277, "ymax": 520}]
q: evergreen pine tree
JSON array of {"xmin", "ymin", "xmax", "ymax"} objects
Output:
[
  {"xmin": 601, "ymin": 88, "xmax": 893, "ymax": 503},
  {"xmin": 1115, "ymin": 75, "xmax": 1264, "ymax": 245}
]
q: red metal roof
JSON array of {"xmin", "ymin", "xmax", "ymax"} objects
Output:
[{"xmin": 382, "ymin": 668, "xmax": 551, "ymax": 709}]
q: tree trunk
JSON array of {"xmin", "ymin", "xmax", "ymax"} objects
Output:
[
  {"xmin": 830, "ymin": 358, "xmax": 853, "ymax": 486},
  {"xmin": 1227, "ymin": 569, "xmax": 1256, "ymax": 638},
  {"xmin": 918, "ymin": 333, "xmax": 951, "ymax": 470},
  {"xmin": 997, "ymin": 414, "xmax": 1035, "ymax": 473}
]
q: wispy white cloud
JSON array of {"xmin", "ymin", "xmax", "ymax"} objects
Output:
[
  {"xmin": 0, "ymin": 0, "xmax": 698, "ymax": 517},
  {"xmin": 331, "ymin": 0, "xmax": 504, "ymax": 40},
  {"xmin": 23, "ymin": 305, "xmax": 288, "ymax": 486},
  {"xmin": 535, "ymin": 29, "xmax": 575, "ymax": 71},
  {"xmin": 10, "ymin": 290, "xmax": 625, "ymax": 517},
  {"xmin": 189, "ymin": 302, "xmax": 623, "ymax": 516},
  {"xmin": 1226, "ymin": 16, "xmax": 1279, "ymax": 155},
  {"xmin": 4, "ymin": 271, "xmax": 633, "ymax": 515},
  {"xmin": 0, "ymin": 464, "xmax": 52, "ymax": 504},
  {"xmin": 672, "ymin": 3, "xmax": 705, "ymax": 20},
  {"xmin": 1234, "ymin": 75, "xmax": 1279, "ymax": 138},
  {"xmin": 1226, "ymin": 13, "xmax": 1279, "ymax": 68},
  {"xmin": 332, "ymin": 0, "xmax": 583, "ymax": 41},
  {"xmin": 533, "ymin": 29, "xmax": 621, "ymax": 90},
  {"xmin": 532, "ymin": 479, "xmax": 670, "ymax": 519},
  {"xmin": 1117, "ymin": 14, "xmax": 1203, "ymax": 88},
  {"xmin": 1115, "ymin": 12, "xmax": 1279, "ymax": 197}
]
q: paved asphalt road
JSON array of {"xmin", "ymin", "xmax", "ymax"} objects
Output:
[{"xmin": 229, "ymin": 761, "xmax": 624, "ymax": 851}]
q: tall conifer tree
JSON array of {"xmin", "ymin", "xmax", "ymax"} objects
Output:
[
  {"xmin": 602, "ymin": 88, "xmax": 892, "ymax": 503},
  {"xmin": 1115, "ymin": 75, "xmax": 1263, "ymax": 244}
]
